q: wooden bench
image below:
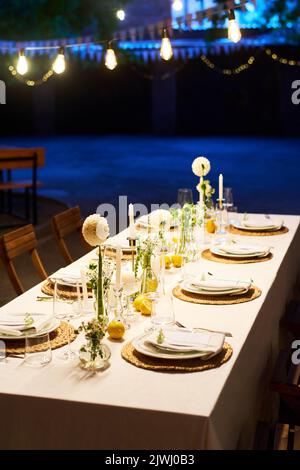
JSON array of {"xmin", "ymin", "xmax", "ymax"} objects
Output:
[{"xmin": 0, "ymin": 148, "xmax": 45, "ymax": 227}]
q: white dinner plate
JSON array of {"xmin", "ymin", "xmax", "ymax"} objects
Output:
[
  {"xmin": 210, "ymin": 246, "xmax": 269, "ymax": 259},
  {"xmin": 186, "ymin": 277, "xmax": 251, "ymax": 291},
  {"xmin": 232, "ymin": 220, "xmax": 283, "ymax": 232},
  {"xmin": 181, "ymin": 280, "xmax": 249, "ymax": 297},
  {"xmin": 132, "ymin": 332, "xmax": 220, "ymax": 360},
  {"xmin": 0, "ymin": 318, "xmax": 60, "ymax": 340}
]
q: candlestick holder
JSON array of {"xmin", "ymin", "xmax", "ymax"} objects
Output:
[
  {"xmin": 127, "ymin": 236, "xmax": 137, "ymax": 271},
  {"xmin": 217, "ymin": 198, "xmax": 226, "ymax": 210},
  {"xmin": 216, "ymin": 200, "xmax": 228, "ymax": 235}
]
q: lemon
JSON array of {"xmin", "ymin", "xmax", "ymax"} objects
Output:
[
  {"xmin": 140, "ymin": 299, "xmax": 153, "ymax": 316},
  {"xmin": 171, "ymin": 254, "xmax": 183, "ymax": 268},
  {"xmin": 107, "ymin": 320, "xmax": 125, "ymax": 340},
  {"xmin": 206, "ymin": 219, "xmax": 216, "ymax": 234},
  {"xmin": 133, "ymin": 294, "xmax": 146, "ymax": 312}
]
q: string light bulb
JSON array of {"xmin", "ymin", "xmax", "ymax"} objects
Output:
[
  {"xmin": 52, "ymin": 47, "xmax": 66, "ymax": 74},
  {"xmin": 116, "ymin": 9, "xmax": 126, "ymax": 21},
  {"xmin": 16, "ymin": 49, "xmax": 28, "ymax": 75},
  {"xmin": 105, "ymin": 45, "xmax": 118, "ymax": 70},
  {"xmin": 160, "ymin": 29, "xmax": 173, "ymax": 61},
  {"xmin": 172, "ymin": 0, "xmax": 183, "ymax": 11},
  {"xmin": 228, "ymin": 10, "xmax": 242, "ymax": 43}
]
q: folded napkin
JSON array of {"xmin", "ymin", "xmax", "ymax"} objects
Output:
[
  {"xmin": 137, "ymin": 210, "xmax": 174, "ymax": 229},
  {"xmin": 147, "ymin": 328, "xmax": 225, "ymax": 353},
  {"xmin": 51, "ymin": 267, "xmax": 82, "ymax": 283},
  {"xmin": 190, "ymin": 278, "xmax": 251, "ymax": 291},
  {"xmin": 0, "ymin": 313, "xmax": 53, "ymax": 337},
  {"xmin": 217, "ymin": 243, "xmax": 268, "ymax": 255},
  {"xmin": 104, "ymin": 241, "xmax": 135, "ymax": 251},
  {"xmin": 242, "ymin": 217, "xmax": 282, "ymax": 228}
]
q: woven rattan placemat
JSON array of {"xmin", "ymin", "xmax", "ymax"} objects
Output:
[
  {"xmin": 229, "ymin": 225, "xmax": 289, "ymax": 236},
  {"xmin": 172, "ymin": 284, "xmax": 261, "ymax": 305},
  {"xmin": 3, "ymin": 322, "xmax": 77, "ymax": 355},
  {"xmin": 121, "ymin": 341, "xmax": 233, "ymax": 373}
]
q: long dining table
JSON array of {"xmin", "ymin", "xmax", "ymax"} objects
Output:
[{"xmin": 0, "ymin": 213, "xmax": 299, "ymax": 450}]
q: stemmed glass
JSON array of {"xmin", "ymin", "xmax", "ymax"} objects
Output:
[
  {"xmin": 121, "ymin": 271, "xmax": 141, "ymax": 325},
  {"xmin": 53, "ymin": 279, "xmax": 81, "ymax": 360}
]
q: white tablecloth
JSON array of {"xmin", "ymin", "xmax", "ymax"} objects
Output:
[{"xmin": 0, "ymin": 214, "xmax": 299, "ymax": 450}]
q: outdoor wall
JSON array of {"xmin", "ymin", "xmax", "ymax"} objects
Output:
[{"xmin": 0, "ymin": 48, "xmax": 299, "ymax": 137}]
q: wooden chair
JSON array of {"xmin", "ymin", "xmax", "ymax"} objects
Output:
[
  {"xmin": 271, "ymin": 348, "xmax": 300, "ymax": 420},
  {"xmin": 282, "ymin": 300, "xmax": 300, "ymax": 338},
  {"xmin": 0, "ymin": 224, "xmax": 48, "ymax": 295},
  {"xmin": 51, "ymin": 206, "xmax": 90, "ymax": 264},
  {"xmin": 253, "ymin": 344, "xmax": 300, "ymax": 450}
]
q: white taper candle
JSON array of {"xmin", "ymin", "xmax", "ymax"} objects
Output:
[
  {"xmin": 219, "ymin": 174, "xmax": 223, "ymax": 202},
  {"xmin": 128, "ymin": 203, "xmax": 136, "ymax": 238}
]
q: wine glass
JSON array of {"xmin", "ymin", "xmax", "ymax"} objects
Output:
[
  {"xmin": 121, "ymin": 270, "xmax": 141, "ymax": 324},
  {"xmin": 53, "ymin": 279, "xmax": 81, "ymax": 360},
  {"xmin": 177, "ymin": 188, "xmax": 194, "ymax": 207}
]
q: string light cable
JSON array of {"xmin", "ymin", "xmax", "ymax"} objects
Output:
[
  {"xmin": 199, "ymin": 50, "xmax": 260, "ymax": 76},
  {"xmin": 264, "ymin": 47, "xmax": 300, "ymax": 66},
  {"xmin": 8, "ymin": 65, "xmax": 54, "ymax": 86}
]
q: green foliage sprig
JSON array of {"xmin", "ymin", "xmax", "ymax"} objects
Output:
[{"xmin": 79, "ymin": 318, "xmax": 106, "ymax": 361}]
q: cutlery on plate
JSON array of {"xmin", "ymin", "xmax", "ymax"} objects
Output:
[{"xmin": 175, "ymin": 321, "xmax": 233, "ymax": 338}]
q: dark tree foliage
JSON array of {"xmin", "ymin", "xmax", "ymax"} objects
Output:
[
  {"xmin": 262, "ymin": 0, "xmax": 300, "ymax": 27},
  {"xmin": 0, "ymin": 0, "xmax": 132, "ymax": 40}
]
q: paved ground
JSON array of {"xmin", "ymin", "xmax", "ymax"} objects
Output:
[{"xmin": 1, "ymin": 135, "xmax": 299, "ymax": 216}]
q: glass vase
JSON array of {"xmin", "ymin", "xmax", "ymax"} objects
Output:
[
  {"xmin": 140, "ymin": 253, "xmax": 158, "ymax": 294},
  {"xmin": 79, "ymin": 341, "xmax": 111, "ymax": 372}
]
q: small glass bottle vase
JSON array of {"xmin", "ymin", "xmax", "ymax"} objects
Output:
[
  {"xmin": 79, "ymin": 337, "xmax": 111, "ymax": 372},
  {"xmin": 140, "ymin": 253, "xmax": 158, "ymax": 294}
]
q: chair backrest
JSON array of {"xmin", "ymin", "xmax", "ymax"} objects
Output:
[
  {"xmin": 0, "ymin": 224, "xmax": 48, "ymax": 295},
  {"xmin": 52, "ymin": 206, "xmax": 90, "ymax": 264},
  {"xmin": 0, "ymin": 148, "xmax": 45, "ymax": 170},
  {"xmin": 271, "ymin": 347, "xmax": 300, "ymax": 424}
]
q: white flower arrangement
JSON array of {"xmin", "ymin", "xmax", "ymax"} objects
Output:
[
  {"xmin": 82, "ymin": 214, "xmax": 110, "ymax": 322},
  {"xmin": 192, "ymin": 156, "xmax": 211, "ymax": 177},
  {"xmin": 82, "ymin": 214, "xmax": 110, "ymax": 247}
]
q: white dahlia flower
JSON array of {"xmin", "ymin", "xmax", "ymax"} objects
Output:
[{"xmin": 192, "ymin": 156, "xmax": 211, "ymax": 177}]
